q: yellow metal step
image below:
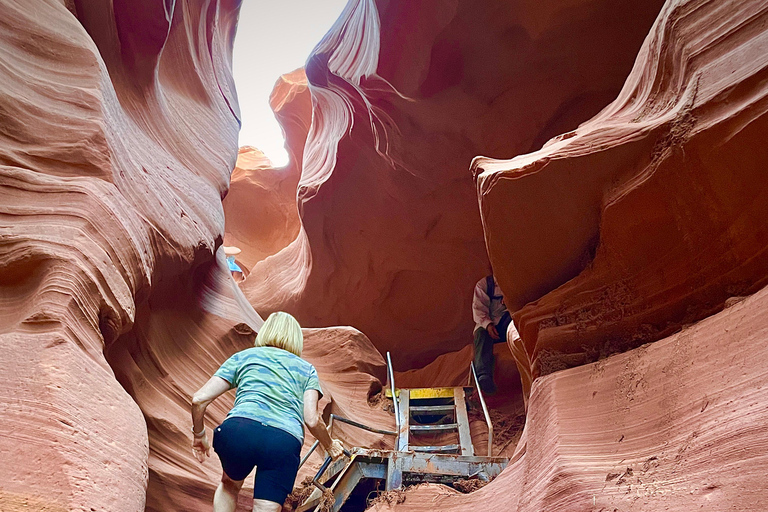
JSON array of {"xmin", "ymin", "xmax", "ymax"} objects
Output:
[{"xmin": 384, "ymin": 387, "xmax": 457, "ymax": 399}]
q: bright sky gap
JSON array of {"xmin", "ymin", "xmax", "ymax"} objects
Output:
[{"xmin": 232, "ymin": 1, "xmax": 349, "ymax": 167}]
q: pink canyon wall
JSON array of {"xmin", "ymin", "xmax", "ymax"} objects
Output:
[
  {"xmin": 238, "ymin": 0, "xmax": 666, "ymax": 369},
  {"xmin": 475, "ymin": 0, "xmax": 768, "ymax": 389},
  {"xmin": 0, "ymin": 0, "xmax": 256, "ymax": 510},
  {"xmin": 3, "ymin": 0, "xmax": 768, "ymax": 511}
]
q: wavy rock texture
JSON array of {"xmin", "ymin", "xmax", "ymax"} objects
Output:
[
  {"xmin": 474, "ymin": 0, "xmax": 768, "ymax": 384},
  {"xmin": 223, "ymin": 146, "xmax": 299, "ymax": 273},
  {"xmin": 241, "ymin": 0, "xmax": 666, "ymax": 369},
  {"xmin": 372, "ymin": 281, "xmax": 768, "ymax": 511},
  {"xmin": 5, "ymin": 0, "xmax": 768, "ymax": 511},
  {"xmin": 139, "ymin": 326, "xmax": 394, "ymax": 511},
  {"xmin": 0, "ymin": 0, "xmax": 257, "ymax": 510},
  {"xmin": 223, "ymin": 69, "xmax": 308, "ymax": 271}
]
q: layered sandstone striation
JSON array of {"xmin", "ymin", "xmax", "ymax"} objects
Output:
[
  {"xmin": 240, "ymin": 0, "xmax": 666, "ymax": 369},
  {"xmin": 223, "ymin": 146, "xmax": 299, "ymax": 273},
  {"xmin": 474, "ymin": 0, "xmax": 768, "ymax": 385},
  {"xmin": 4, "ymin": 0, "xmax": 768, "ymax": 511},
  {"xmin": 372, "ymin": 281, "xmax": 768, "ymax": 511},
  {"xmin": 0, "ymin": 0, "xmax": 253, "ymax": 510}
]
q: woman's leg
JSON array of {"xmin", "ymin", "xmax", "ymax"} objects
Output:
[
  {"xmin": 252, "ymin": 498, "xmax": 282, "ymax": 512},
  {"xmin": 251, "ymin": 423, "xmax": 301, "ymax": 512},
  {"xmin": 213, "ymin": 471, "xmax": 244, "ymax": 512}
]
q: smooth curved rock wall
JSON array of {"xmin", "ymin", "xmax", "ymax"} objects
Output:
[
  {"xmin": 373, "ymin": 280, "xmax": 768, "ymax": 511},
  {"xmin": 223, "ymin": 69, "xmax": 308, "ymax": 271},
  {"xmin": 474, "ymin": 0, "xmax": 768, "ymax": 383},
  {"xmin": 240, "ymin": 0, "xmax": 665, "ymax": 369},
  {"xmin": 0, "ymin": 1, "xmax": 253, "ymax": 510}
]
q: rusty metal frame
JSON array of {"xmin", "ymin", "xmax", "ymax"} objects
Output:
[
  {"xmin": 453, "ymin": 387, "xmax": 474, "ymax": 456},
  {"xmin": 299, "ymin": 413, "xmax": 396, "ymax": 470},
  {"xmin": 362, "ymin": 448, "xmax": 509, "ymax": 492}
]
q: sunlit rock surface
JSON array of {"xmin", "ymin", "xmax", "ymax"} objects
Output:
[
  {"xmin": 240, "ymin": 0, "xmax": 665, "ymax": 369},
  {"xmin": 0, "ymin": 0, "xmax": 253, "ymax": 510},
  {"xmin": 474, "ymin": 0, "xmax": 768, "ymax": 383},
  {"xmin": 223, "ymin": 69, "xmax": 308, "ymax": 272}
]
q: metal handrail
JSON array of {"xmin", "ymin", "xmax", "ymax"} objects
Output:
[
  {"xmin": 470, "ymin": 362, "xmax": 494, "ymax": 456},
  {"xmin": 330, "ymin": 414, "xmax": 397, "ymax": 436},
  {"xmin": 386, "ymin": 351, "xmax": 401, "ymax": 447},
  {"xmin": 299, "ymin": 440, "xmax": 321, "ymax": 469},
  {"xmin": 298, "ymin": 413, "xmax": 396, "ymax": 469},
  {"xmin": 299, "ymin": 414, "xmax": 335, "ymax": 469}
]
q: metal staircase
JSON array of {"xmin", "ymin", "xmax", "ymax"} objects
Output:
[
  {"xmin": 386, "ymin": 385, "xmax": 474, "ymax": 455},
  {"xmin": 296, "ymin": 354, "xmax": 507, "ymax": 511}
]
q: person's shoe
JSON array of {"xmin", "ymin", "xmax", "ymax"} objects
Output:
[{"xmin": 478, "ymin": 376, "xmax": 497, "ymax": 396}]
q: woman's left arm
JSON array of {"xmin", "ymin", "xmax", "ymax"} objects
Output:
[{"xmin": 190, "ymin": 376, "xmax": 231, "ymax": 462}]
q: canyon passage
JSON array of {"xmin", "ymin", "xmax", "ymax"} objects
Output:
[{"xmin": 1, "ymin": 1, "xmax": 768, "ymax": 511}]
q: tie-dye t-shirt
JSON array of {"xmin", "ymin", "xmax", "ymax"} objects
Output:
[{"xmin": 213, "ymin": 346, "xmax": 322, "ymax": 442}]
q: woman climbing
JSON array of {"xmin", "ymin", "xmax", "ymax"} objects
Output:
[{"xmin": 190, "ymin": 311, "xmax": 344, "ymax": 512}]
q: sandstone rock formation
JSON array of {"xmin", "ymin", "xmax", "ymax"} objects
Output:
[
  {"xmin": 474, "ymin": 0, "xmax": 768, "ymax": 386},
  {"xmin": 372, "ymin": 282, "xmax": 768, "ymax": 511},
  {"xmin": 240, "ymin": 0, "xmax": 666, "ymax": 369},
  {"xmin": 223, "ymin": 146, "xmax": 299, "ymax": 273},
  {"xmin": 223, "ymin": 69, "xmax": 308, "ymax": 272},
  {"xmin": 4, "ymin": 0, "xmax": 768, "ymax": 511},
  {"xmin": 0, "ymin": 0, "xmax": 253, "ymax": 510}
]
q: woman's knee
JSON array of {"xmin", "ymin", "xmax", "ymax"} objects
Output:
[
  {"xmin": 220, "ymin": 472, "xmax": 244, "ymax": 492},
  {"xmin": 252, "ymin": 498, "xmax": 281, "ymax": 512}
]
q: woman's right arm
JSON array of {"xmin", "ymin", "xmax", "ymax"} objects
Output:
[
  {"xmin": 190, "ymin": 376, "xmax": 231, "ymax": 462},
  {"xmin": 303, "ymin": 389, "xmax": 344, "ymax": 459}
]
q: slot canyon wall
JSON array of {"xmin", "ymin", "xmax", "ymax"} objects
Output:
[
  {"xmin": 2, "ymin": 1, "xmax": 768, "ymax": 512},
  {"xmin": 230, "ymin": 0, "xmax": 768, "ymax": 510},
  {"xmin": 475, "ymin": 0, "xmax": 768, "ymax": 393},
  {"xmin": 0, "ymin": 2, "xmax": 402, "ymax": 511},
  {"xmin": 0, "ymin": 0, "xmax": 258, "ymax": 510},
  {"xmin": 236, "ymin": 0, "xmax": 667, "ymax": 369},
  {"xmin": 377, "ymin": 0, "xmax": 768, "ymax": 509},
  {"xmin": 222, "ymin": 68, "xmax": 307, "ymax": 272}
]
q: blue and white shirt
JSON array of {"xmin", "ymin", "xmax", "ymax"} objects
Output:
[{"xmin": 214, "ymin": 346, "xmax": 322, "ymax": 443}]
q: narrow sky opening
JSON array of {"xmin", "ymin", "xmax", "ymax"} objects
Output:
[{"xmin": 233, "ymin": 1, "xmax": 349, "ymax": 168}]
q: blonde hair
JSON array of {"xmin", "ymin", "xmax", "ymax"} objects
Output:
[{"xmin": 255, "ymin": 312, "xmax": 303, "ymax": 356}]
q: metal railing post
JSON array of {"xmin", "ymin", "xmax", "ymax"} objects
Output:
[
  {"xmin": 386, "ymin": 351, "xmax": 400, "ymax": 448},
  {"xmin": 299, "ymin": 440, "xmax": 320, "ymax": 469},
  {"xmin": 471, "ymin": 362, "xmax": 494, "ymax": 457}
]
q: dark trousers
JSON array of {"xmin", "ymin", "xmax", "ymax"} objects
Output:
[{"xmin": 473, "ymin": 312, "xmax": 512, "ymax": 381}]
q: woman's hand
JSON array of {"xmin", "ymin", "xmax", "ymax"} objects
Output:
[
  {"xmin": 327, "ymin": 439, "xmax": 344, "ymax": 460},
  {"xmin": 190, "ymin": 376, "xmax": 230, "ymax": 463},
  {"xmin": 192, "ymin": 432, "xmax": 211, "ymax": 463}
]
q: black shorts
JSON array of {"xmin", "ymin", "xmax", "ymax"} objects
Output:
[{"xmin": 213, "ymin": 416, "xmax": 302, "ymax": 504}]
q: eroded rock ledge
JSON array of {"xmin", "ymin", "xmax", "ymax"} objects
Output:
[
  {"xmin": 236, "ymin": 0, "xmax": 665, "ymax": 369},
  {"xmin": 474, "ymin": 0, "xmax": 768, "ymax": 386}
]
